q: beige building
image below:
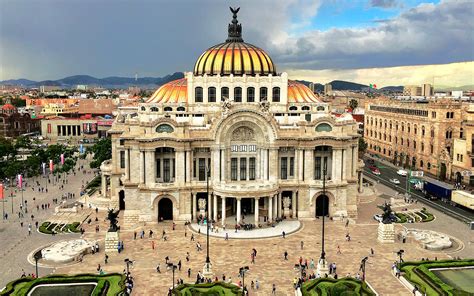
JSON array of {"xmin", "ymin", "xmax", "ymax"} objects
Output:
[
  {"xmin": 452, "ymin": 104, "xmax": 474, "ymax": 185},
  {"xmin": 365, "ymin": 98, "xmax": 466, "ymax": 181},
  {"xmin": 324, "ymin": 83, "xmax": 333, "ymax": 95},
  {"xmin": 41, "ymin": 117, "xmax": 112, "ymax": 143},
  {"xmin": 403, "ymin": 85, "xmax": 422, "ymax": 96},
  {"xmin": 101, "ymin": 11, "xmax": 361, "ymax": 225},
  {"xmin": 422, "ymin": 84, "xmax": 433, "ymax": 97}
]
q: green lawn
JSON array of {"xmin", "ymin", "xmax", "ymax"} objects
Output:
[
  {"xmin": 0, "ymin": 273, "xmax": 126, "ymax": 296},
  {"xmin": 301, "ymin": 278, "xmax": 376, "ymax": 296},
  {"xmin": 172, "ymin": 282, "xmax": 243, "ymax": 295}
]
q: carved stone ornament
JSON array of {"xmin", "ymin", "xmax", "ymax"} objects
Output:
[
  {"xmin": 221, "ymin": 98, "xmax": 232, "ymax": 115},
  {"xmin": 231, "ymin": 126, "xmax": 255, "ymax": 141},
  {"xmin": 283, "ymin": 197, "xmax": 291, "ymax": 209},
  {"xmin": 259, "ymin": 100, "xmax": 270, "ymax": 114},
  {"xmin": 198, "ymin": 198, "xmax": 207, "ymax": 211}
]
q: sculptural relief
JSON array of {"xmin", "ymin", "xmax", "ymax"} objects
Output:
[{"xmin": 231, "ymin": 126, "xmax": 255, "ymax": 141}]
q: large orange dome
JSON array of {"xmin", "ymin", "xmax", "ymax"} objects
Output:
[{"xmin": 193, "ymin": 7, "xmax": 276, "ymax": 77}]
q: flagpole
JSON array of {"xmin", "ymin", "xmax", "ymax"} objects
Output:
[{"xmin": 10, "ymin": 177, "xmax": 14, "ymax": 214}]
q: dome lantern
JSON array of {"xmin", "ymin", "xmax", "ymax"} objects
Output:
[{"xmin": 226, "ymin": 7, "xmax": 243, "ymax": 42}]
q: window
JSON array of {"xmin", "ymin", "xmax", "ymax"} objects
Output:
[
  {"xmin": 231, "ymin": 158, "xmax": 238, "ymax": 181},
  {"xmin": 221, "ymin": 87, "xmax": 229, "ymax": 101},
  {"xmin": 414, "ymin": 141, "xmax": 416, "ymax": 149},
  {"xmin": 240, "ymin": 158, "xmax": 247, "ymax": 180},
  {"xmin": 315, "ymin": 123, "xmax": 332, "ymax": 132},
  {"xmin": 302, "ymin": 106, "xmax": 310, "ymax": 111},
  {"xmin": 198, "ymin": 158, "xmax": 206, "ymax": 181},
  {"xmin": 164, "ymin": 106, "xmax": 172, "ymax": 112},
  {"xmin": 163, "ymin": 159, "xmax": 171, "ymax": 182},
  {"xmin": 432, "ymin": 111, "xmax": 436, "ymax": 118},
  {"xmin": 247, "ymin": 87, "xmax": 255, "ymax": 102},
  {"xmin": 281, "ymin": 157, "xmax": 288, "ymax": 180},
  {"xmin": 422, "ymin": 126, "xmax": 425, "ymax": 136},
  {"xmin": 177, "ymin": 106, "xmax": 185, "ymax": 112},
  {"xmin": 156, "ymin": 124, "xmax": 174, "ymax": 133},
  {"xmin": 249, "ymin": 157, "xmax": 256, "ymax": 180},
  {"xmin": 193, "ymin": 159, "xmax": 196, "ymax": 178},
  {"xmin": 305, "ymin": 114, "xmax": 311, "ymax": 122},
  {"xmin": 259, "ymin": 87, "xmax": 268, "ymax": 101},
  {"xmin": 430, "ymin": 144, "xmax": 434, "ymax": 154},
  {"xmin": 289, "ymin": 157, "xmax": 294, "ymax": 177},
  {"xmin": 420, "ymin": 160, "xmax": 424, "ymax": 168},
  {"xmin": 156, "ymin": 159, "xmax": 161, "ymax": 178},
  {"xmin": 195, "ymin": 87, "xmax": 203, "ymax": 103},
  {"xmin": 431, "ymin": 129, "xmax": 435, "ymax": 138},
  {"xmin": 317, "ymin": 106, "xmax": 325, "ymax": 111},
  {"xmin": 272, "ymin": 87, "xmax": 280, "ymax": 102},
  {"xmin": 234, "ymin": 87, "xmax": 242, "ymax": 102},
  {"xmin": 446, "ymin": 112, "xmax": 450, "ymax": 118},
  {"xmin": 421, "ymin": 143, "xmax": 424, "ymax": 152},
  {"xmin": 427, "ymin": 162, "xmax": 431, "ymax": 170},
  {"xmin": 208, "ymin": 87, "xmax": 216, "ymax": 102},
  {"xmin": 289, "ymin": 106, "xmax": 298, "ymax": 111},
  {"xmin": 120, "ymin": 151, "xmax": 125, "ymax": 168},
  {"xmin": 150, "ymin": 107, "xmax": 159, "ymax": 112}
]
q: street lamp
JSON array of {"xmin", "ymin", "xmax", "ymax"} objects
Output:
[
  {"xmin": 317, "ymin": 166, "xmax": 329, "ymax": 275},
  {"xmin": 397, "ymin": 250, "xmax": 404, "ymax": 269},
  {"xmin": 203, "ymin": 165, "xmax": 212, "ymax": 277},
  {"xmin": 124, "ymin": 258, "xmax": 132, "ymax": 275},
  {"xmin": 239, "ymin": 266, "xmax": 249, "ymax": 292},
  {"xmin": 360, "ymin": 257, "xmax": 368, "ymax": 282},
  {"xmin": 170, "ymin": 263, "xmax": 178, "ymax": 291},
  {"xmin": 34, "ymin": 250, "xmax": 42, "ymax": 278}
]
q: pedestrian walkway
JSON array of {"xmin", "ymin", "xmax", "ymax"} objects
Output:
[{"xmin": 190, "ymin": 219, "xmax": 301, "ymax": 239}]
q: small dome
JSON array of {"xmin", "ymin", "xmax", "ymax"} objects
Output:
[
  {"xmin": 193, "ymin": 7, "xmax": 276, "ymax": 77},
  {"xmin": 2, "ymin": 104, "xmax": 16, "ymax": 110},
  {"xmin": 288, "ymin": 81, "xmax": 320, "ymax": 103},
  {"xmin": 146, "ymin": 78, "xmax": 187, "ymax": 104}
]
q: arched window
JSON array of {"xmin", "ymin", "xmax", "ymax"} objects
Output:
[
  {"xmin": 289, "ymin": 106, "xmax": 298, "ymax": 111},
  {"xmin": 272, "ymin": 87, "xmax": 280, "ymax": 102},
  {"xmin": 422, "ymin": 126, "xmax": 425, "ymax": 136},
  {"xmin": 247, "ymin": 87, "xmax": 255, "ymax": 102},
  {"xmin": 150, "ymin": 107, "xmax": 159, "ymax": 112},
  {"xmin": 302, "ymin": 106, "xmax": 310, "ymax": 111},
  {"xmin": 208, "ymin": 87, "xmax": 216, "ymax": 102},
  {"xmin": 420, "ymin": 160, "xmax": 424, "ymax": 168},
  {"xmin": 164, "ymin": 106, "xmax": 173, "ymax": 112},
  {"xmin": 315, "ymin": 123, "xmax": 332, "ymax": 132},
  {"xmin": 221, "ymin": 87, "xmax": 229, "ymax": 101},
  {"xmin": 431, "ymin": 128, "xmax": 435, "ymax": 137},
  {"xmin": 156, "ymin": 124, "xmax": 174, "ymax": 133},
  {"xmin": 140, "ymin": 106, "xmax": 146, "ymax": 111},
  {"xmin": 259, "ymin": 87, "xmax": 268, "ymax": 101},
  {"xmin": 195, "ymin": 87, "xmax": 203, "ymax": 103},
  {"xmin": 234, "ymin": 87, "xmax": 242, "ymax": 102},
  {"xmin": 427, "ymin": 162, "xmax": 431, "ymax": 169},
  {"xmin": 317, "ymin": 106, "xmax": 325, "ymax": 111},
  {"xmin": 177, "ymin": 106, "xmax": 185, "ymax": 112}
]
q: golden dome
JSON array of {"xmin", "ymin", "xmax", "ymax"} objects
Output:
[
  {"xmin": 194, "ymin": 7, "xmax": 276, "ymax": 76},
  {"xmin": 146, "ymin": 78, "xmax": 187, "ymax": 104},
  {"xmin": 288, "ymin": 80, "xmax": 320, "ymax": 103}
]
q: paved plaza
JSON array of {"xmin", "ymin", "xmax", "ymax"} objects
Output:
[{"xmin": 1, "ymin": 173, "xmax": 472, "ymax": 295}]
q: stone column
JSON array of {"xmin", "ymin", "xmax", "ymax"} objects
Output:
[
  {"xmin": 268, "ymin": 196, "xmax": 273, "ymax": 221},
  {"xmin": 304, "ymin": 149, "xmax": 313, "ymax": 181},
  {"xmin": 352, "ymin": 146, "xmax": 358, "ymax": 178},
  {"xmin": 254, "ymin": 198, "xmax": 259, "ymax": 225},
  {"xmin": 292, "ymin": 191, "xmax": 297, "ymax": 218},
  {"xmin": 124, "ymin": 149, "xmax": 130, "ymax": 180},
  {"xmin": 101, "ymin": 174, "xmax": 107, "ymax": 197},
  {"xmin": 221, "ymin": 196, "xmax": 226, "ymax": 226},
  {"xmin": 212, "ymin": 147, "xmax": 220, "ymax": 183},
  {"xmin": 236, "ymin": 198, "xmax": 241, "ymax": 223},
  {"xmin": 277, "ymin": 192, "xmax": 282, "ymax": 218},
  {"xmin": 213, "ymin": 194, "xmax": 218, "ymax": 221},
  {"xmin": 263, "ymin": 149, "xmax": 268, "ymax": 180},
  {"xmin": 269, "ymin": 148, "xmax": 278, "ymax": 181},
  {"xmin": 358, "ymin": 171, "xmax": 363, "ymax": 193},
  {"xmin": 139, "ymin": 150, "xmax": 145, "ymax": 184},
  {"xmin": 298, "ymin": 149, "xmax": 304, "ymax": 181},
  {"xmin": 273, "ymin": 194, "xmax": 278, "ymax": 219},
  {"xmin": 192, "ymin": 193, "xmax": 197, "ymax": 221},
  {"xmin": 186, "ymin": 149, "xmax": 192, "ymax": 183},
  {"xmin": 145, "ymin": 150, "xmax": 155, "ymax": 185},
  {"xmin": 175, "ymin": 150, "xmax": 185, "ymax": 184}
]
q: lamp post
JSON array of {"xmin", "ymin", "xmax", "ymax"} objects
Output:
[
  {"xmin": 34, "ymin": 250, "xmax": 42, "ymax": 278},
  {"xmin": 317, "ymin": 165, "xmax": 329, "ymax": 275},
  {"xmin": 124, "ymin": 258, "xmax": 131, "ymax": 275},
  {"xmin": 239, "ymin": 266, "xmax": 249, "ymax": 292},
  {"xmin": 171, "ymin": 263, "xmax": 177, "ymax": 291},
  {"xmin": 203, "ymin": 165, "xmax": 213, "ymax": 277},
  {"xmin": 360, "ymin": 256, "xmax": 368, "ymax": 282},
  {"xmin": 397, "ymin": 250, "xmax": 404, "ymax": 269}
]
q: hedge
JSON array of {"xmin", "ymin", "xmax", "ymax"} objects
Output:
[
  {"xmin": 400, "ymin": 259, "xmax": 474, "ymax": 296},
  {"xmin": 172, "ymin": 282, "xmax": 243, "ymax": 296},
  {"xmin": 39, "ymin": 222, "xmax": 81, "ymax": 234},
  {"xmin": 0, "ymin": 273, "xmax": 126, "ymax": 296},
  {"xmin": 301, "ymin": 277, "xmax": 376, "ymax": 296},
  {"xmin": 421, "ymin": 209, "xmax": 434, "ymax": 222}
]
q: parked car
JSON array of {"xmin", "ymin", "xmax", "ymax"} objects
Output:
[
  {"xmin": 390, "ymin": 178, "xmax": 401, "ymax": 184},
  {"xmin": 373, "ymin": 214, "xmax": 383, "ymax": 222},
  {"xmin": 370, "ymin": 167, "xmax": 381, "ymax": 175},
  {"xmin": 397, "ymin": 169, "xmax": 408, "ymax": 176}
]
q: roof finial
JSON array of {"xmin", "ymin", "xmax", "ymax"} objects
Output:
[{"xmin": 227, "ymin": 7, "xmax": 243, "ymax": 42}]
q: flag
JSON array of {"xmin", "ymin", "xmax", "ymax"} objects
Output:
[
  {"xmin": 60, "ymin": 154, "xmax": 65, "ymax": 165},
  {"xmin": 369, "ymin": 84, "xmax": 377, "ymax": 89},
  {"xmin": 49, "ymin": 160, "xmax": 54, "ymax": 172},
  {"xmin": 42, "ymin": 163, "xmax": 46, "ymax": 175},
  {"xmin": 0, "ymin": 184, "xmax": 3, "ymax": 200},
  {"xmin": 17, "ymin": 174, "xmax": 23, "ymax": 188}
]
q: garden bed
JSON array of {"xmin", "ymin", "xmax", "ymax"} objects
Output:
[
  {"xmin": 39, "ymin": 222, "xmax": 81, "ymax": 234},
  {"xmin": 301, "ymin": 277, "xmax": 376, "ymax": 296},
  {"xmin": 172, "ymin": 282, "xmax": 243, "ymax": 295}
]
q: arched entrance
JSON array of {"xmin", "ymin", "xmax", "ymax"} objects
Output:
[
  {"xmin": 315, "ymin": 195, "xmax": 329, "ymax": 217},
  {"xmin": 158, "ymin": 197, "xmax": 173, "ymax": 221},
  {"xmin": 455, "ymin": 172, "xmax": 462, "ymax": 184},
  {"xmin": 440, "ymin": 163, "xmax": 447, "ymax": 181},
  {"xmin": 119, "ymin": 190, "xmax": 125, "ymax": 210}
]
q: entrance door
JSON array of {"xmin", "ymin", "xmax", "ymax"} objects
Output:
[
  {"xmin": 158, "ymin": 198, "xmax": 173, "ymax": 221},
  {"xmin": 315, "ymin": 195, "xmax": 329, "ymax": 217},
  {"xmin": 119, "ymin": 190, "xmax": 125, "ymax": 210},
  {"xmin": 440, "ymin": 163, "xmax": 447, "ymax": 181}
]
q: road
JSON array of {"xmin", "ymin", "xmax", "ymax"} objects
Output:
[{"xmin": 362, "ymin": 156, "xmax": 474, "ymax": 225}]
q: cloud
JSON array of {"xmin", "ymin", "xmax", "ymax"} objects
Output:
[
  {"xmin": 369, "ymin": 0, "xmax": 399, "ymax": 8},
  {"xmin": 286, "ymin": 61, "xmax": 474, "ymax": 87}
]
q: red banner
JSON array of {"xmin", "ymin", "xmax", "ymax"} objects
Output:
[{"xmin": 0, "ymin": 184, "xmax": 3, "ymax": 199}]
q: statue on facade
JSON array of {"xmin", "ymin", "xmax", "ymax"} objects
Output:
[
  {"xmin": 259, "ymin": 100, "xmax": 270, "ymax": 114},
  {"xmin": 221, "ymin": 98, "xmax": 232, "ymax": 116},
  {"xmin": 381, "ymin": 202, "xmax": 393, "ymax": 224},
  {"xmin": 107, "ymin": 209, "xmax": 120, "ymax": 232}
]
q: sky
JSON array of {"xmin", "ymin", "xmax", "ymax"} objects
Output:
[{"xmin": 0, "ymin": 0, "xmax": 473, "ymax": 87}]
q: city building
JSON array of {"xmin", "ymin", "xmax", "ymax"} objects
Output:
[
  {"xmin": 101, "ymin": 10, "xmax": 362, "ymax": 225},
  {"xmin": 452, "ymin": 104, "xmax": 474, "ymax": 185},
  {"xmin": 324, "ymin": 83, "xmax": 333, "ymax": 95},
  {"xmin": 403, "ymin": 85, "xmax": 422, "ymax": 96},
  {"xmin": 364, "ymin": 98, "xmax": 466, "ymax": 181},
  {"xmin": 422, "ymin": 84, "xmax": 433, "ymax": 97},
  {"xmin": 0, "ymin": 104, "xmax": 40, "ymax": 137},
  {"xmin": 40, "ymin": 115, "xmax": 113, "ymax": 143}
]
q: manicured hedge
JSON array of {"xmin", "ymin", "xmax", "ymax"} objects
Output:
[
  {"xmin": 301, "ymin": 277, "xmax": 375, "ymax": 296},
  {"xmin": 172, "ymin": 282, "xmax": 243, "ymax": 296},
  {"xmin": 420, "ymin": 209, "xmax": 434, "ymax": 222},
  {"xmin": 38, "ymin": 222, "xmax": 80, "ymax": 234},
  {"xmin": 400, "ymin": 259, "xmax": 474, "ymax": 296},
  {"xmin": 395, "ymin": 213, "xmax": 408, "ymax": 223},
  {"xmin": 0, "ymin": 273, "xmax": 126, "ymax": 296}
]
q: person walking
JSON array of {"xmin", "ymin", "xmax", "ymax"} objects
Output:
[
  {"xmin": 301, "ymin": 240, "xmax": 304, "ymax": 250},
  {"xmin": 284, "ymin": 251, "xmax": 288, "ymax": 260},
  {"xmin": 28, "ymin": 223, "xmax": 32, "ymax": 235},
  {"xmin": 152, "ymin": 240, "xmax": 155, "ymax": 250},
  {"xmin": 187, "ymin": 268, "xmax": 191, "ymax": 277},
  {"xmin": 272, "ymin": 283, "xmax": 276, "ymax": 294}
]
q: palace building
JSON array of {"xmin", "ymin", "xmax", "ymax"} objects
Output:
[{"xmin": 101, "ymin": 9, "xmax": 362, "ymax": 225}]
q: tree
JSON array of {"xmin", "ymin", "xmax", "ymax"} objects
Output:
[
  {"xmin": 14, "ymin": 136, "xmax": 32, "ymax": 150},
  {"xmin": 88, "ymin": 138, "xmax": 112, "ymax": 169},
  {"xmin": 358, "ymin": 137, "xmax": 367, "ymax": 157},
  {"xmin": 348, "ymin": 99, "xmax": 358, "ymax": 111}
]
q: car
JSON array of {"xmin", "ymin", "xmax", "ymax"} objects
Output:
[
  {"xmin": 373, "ymin": 214, "xmax": 383, "ymax": 222},
  {"xmin": 370, "ymin": 168, "xmax": 381, "ymax": 175},
  {"xmin": 397, "ymin": 169, "xmax": 408, "ymax": 176},
  {"xmin": 390, "ymin": 178, "xmax": 400, "ymax": 184}
]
